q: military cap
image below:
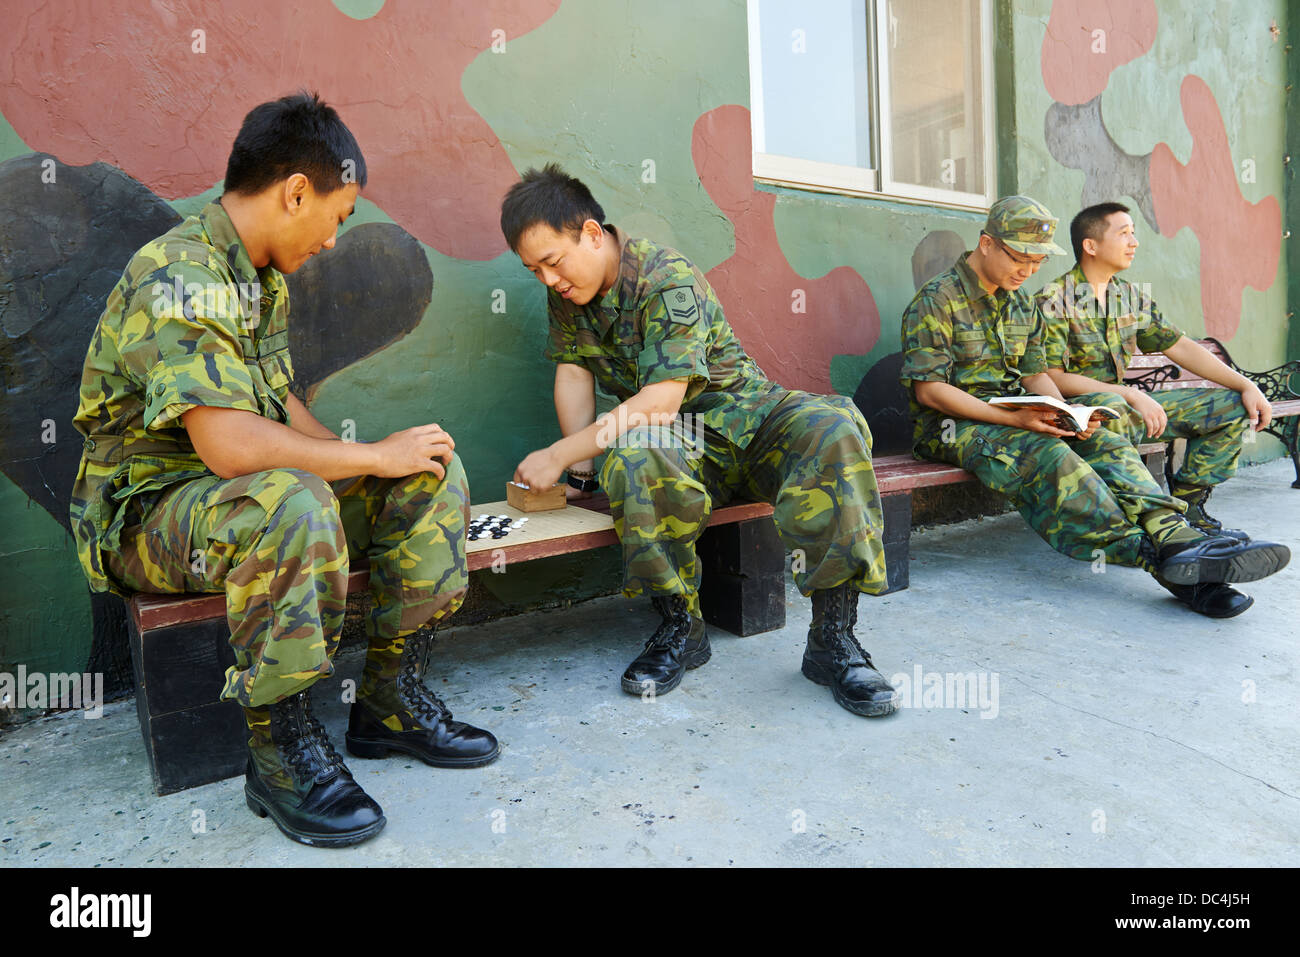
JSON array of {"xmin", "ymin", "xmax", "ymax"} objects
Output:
[{"xmin": 983, "ymin": 195, "xmax": 1067, "ymax": 256}]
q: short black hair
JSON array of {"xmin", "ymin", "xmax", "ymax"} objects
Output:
[
  {"xmin": 1070, "ymin": 201, "xmax": 1130, "ymax": 262},
  {"xmin": 500, "ymin": 163, "xmax": 605, "ymax": 252},
  {"xmin": 223, "ymin": 91, "xmax": 366, "ymax": 197}
]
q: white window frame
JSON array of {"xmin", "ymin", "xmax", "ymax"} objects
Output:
[{"xmin": 747, "ymin": 0, "xmax": 996, "ymax": 211}]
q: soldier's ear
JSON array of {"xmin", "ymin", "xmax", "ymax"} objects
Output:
[
  {"xmin": 284, "ymin": 173, "xmax": 311, "ymax": 214},
  {"xmin": 581, "ymin": 219, "xmax": 604, "ymax": 246}
]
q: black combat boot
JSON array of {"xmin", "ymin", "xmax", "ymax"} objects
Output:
[
  {"xmin": 1156, "ymin": 535, "xmax": 1290, "ymax": 585},
  {"xmin": 802, "ymin": 583, "xmax": 898, "ymax": 717},
  {"xmin": 1172, "ymin": 484, "xmax": 1249, "ymax": 541},
  {"xmin": 244, "ymin": 690, "xmax": 386, "ymax": 848},
  {"xmin": 1154, "ymin": 576, "xmax": 1254, "ymax": 619},
  {"xmin": 346, "ymin": 630, "xmax": 499, "ymax": 768},
  {"xmin": 620, "ymin": 595, "xmax": 711, "ymax": 696}
]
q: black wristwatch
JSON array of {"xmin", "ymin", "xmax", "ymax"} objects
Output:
[{"xmin": 567, "ymin": 474, "xmax": 600, "ymax": 493}]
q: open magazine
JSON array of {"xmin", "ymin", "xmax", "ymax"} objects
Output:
[{"xmin": 987, "ymin": 395, "xmax": 1122, "ymax": 433}]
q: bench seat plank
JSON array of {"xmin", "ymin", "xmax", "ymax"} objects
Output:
[{"xmin": 132, "ymin": 498, "xmax": 777, "ymax": 631}]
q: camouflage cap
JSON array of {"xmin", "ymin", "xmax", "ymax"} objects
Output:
[{"xmin": 983, "ymin": 195, "xmax": 1067, "ymax": 256}]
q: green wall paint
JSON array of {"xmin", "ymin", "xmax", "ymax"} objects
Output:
[
  {"xmin": 0, "ymin": 480, "xmax": 91, "ymax": 677},
  {"xmin": 0, "ymin": 111, "xmax": 28, "ymax": 165},
  {"xmin": 332, "ymin": 0, "xmax": 387, "ymax": 19}
]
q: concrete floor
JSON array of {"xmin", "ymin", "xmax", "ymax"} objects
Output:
[{"xmin": 3, "ymin": 459, "xmax": 1297, "ymax": 867}]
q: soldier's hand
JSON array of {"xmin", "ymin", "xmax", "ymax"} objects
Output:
[
  {"xmin": 372, "ymin": 424, "xmax": 455, "ymax": 479},
  {"xmin": 514, "ymin": 447, "xmax": 564, "ymax": 492},
  {"xmin": 1004, "ymin": 407, "xmax": 1077, "ymax": 438},
  {"xmin": 1240, "ymin": 384, "xmax": 1272, "ymax": 431},
  {"xmin": 1073, "ymin": 410, "xmax": 1108, "ymax": 441},
  {"xmin": 1127, "ymin": 390, "xmax": 1167, "ymax": 439}
]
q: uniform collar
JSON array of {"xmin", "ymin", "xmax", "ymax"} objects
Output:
[
  {"xmin": 594, "ymin": 224, "xmax": 629, "ymax": 312},
  {"xmin": 582, "ymin": 225, "xmax": 628, "ymax": 344},
  {"xmin": 1067, "ymin": 263, "xmax": 1101, "ymax": 313},
  {"xmin": 199, "ymin": 201, "xmax": 262, "ymax": 288},
  {"xmin": 200, "ymin": 200, "xmax": 286, "ymax": 338},
  {"xmin": 954, "ymin": 252, "xmax": 1001, "ymax": 306}
]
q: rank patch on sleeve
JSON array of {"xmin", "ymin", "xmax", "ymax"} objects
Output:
[{"xmin": 664, "ymin": 286, "xmax": 698, "ymax": 324}]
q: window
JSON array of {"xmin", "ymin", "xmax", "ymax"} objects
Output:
[{"xmin": 747, "ymin": 0, "xmax": 995, "ymax": 209}]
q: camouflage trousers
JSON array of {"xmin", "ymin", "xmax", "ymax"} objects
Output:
[
  {"xmin": 914, "ymin": 410, "xmax": 1186, "ymax": 568},
  {"xmin": 601, "ymin": 391, "xmax": 888, "ymax": 617},
  {"xmin": 1086, "ymin": 387, "xmax": 1248, "ymax": 490},
  {"xmin": 106, "ymin": 457, "xmax": 470, "ymax": 708}
]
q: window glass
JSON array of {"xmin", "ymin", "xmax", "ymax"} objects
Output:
[
  {"xmin": 756, "ymin": 0, "xmax": 871, "ymax": 168},
  {"xmin": 884, "ymin": 0, "xmax": 986, "ymax": 194}
]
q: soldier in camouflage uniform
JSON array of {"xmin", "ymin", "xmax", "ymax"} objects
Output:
[
  {"xmin": 500, "ymin": 164, "xmax": 896, "ymax": 717},
  {"xmin": 70, "ymin": 93, "xmax": 497, "ymax": 848},
  {"xmin": 900, "ymin": 196, "xmax": 1288, "ymax": 616},
  {"xmin": 1038, "ymin": 201, "xmax": 1272, "ymax": 551}
]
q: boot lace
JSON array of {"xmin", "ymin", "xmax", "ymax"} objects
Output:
[
  {"xmin": 277, "ymin": 693, "xmax": 346, "ymax": 781},
  {"xmin": 646, "ymin": 596, "xmax": 691, "ymax": 652},
  {"xmin": 398, "ymin": 633, "xmax": 452, "ymax": 723},
  {"xmin": 818, "ymin": 586, "xmax": 869, "ymax": 669}
]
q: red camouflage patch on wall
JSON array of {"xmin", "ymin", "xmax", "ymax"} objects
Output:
[
  {"xmin": 692, "ymin": 105, "xmax": 878, "ymax": 395},
  {"xmin": 1149, "ymin": 76, "xmax": 1282, "ymax": 340},
  {"xmin": 0, "ymin": 0, "xmax": 559, "ymax": 261},
  {"xmin": 1040, "ymin": 0, "xmax": 1158, "ymax": 105}
]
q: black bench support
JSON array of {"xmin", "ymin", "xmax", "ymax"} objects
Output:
[
  {"xmin": 126, "ymin": 614, "xmax": 245, "ymax": 795},
  {"xmin": 697, "ymin": 516, "xmax": 786, "ymax": 636}
]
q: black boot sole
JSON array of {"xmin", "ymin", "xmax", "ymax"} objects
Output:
[
  {"xmin": 1160, "ymin": 541, "xmax": 1290, "ymax": 585},
  {"xmin": 801, "ymin": 657, "xmax": 899, "ymax": 717},
  {"xmin": 620, "ymin": 643, "xmax": 712, "ymax": 696},
  {"xmin": 344, "ymin": 734, "xmax": 500, "ymax": 768},
  {"xmin": 244, "ymin": 788, "xmax": 386, "ymax": 848}
]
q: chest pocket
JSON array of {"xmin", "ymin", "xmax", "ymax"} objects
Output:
[
  {"xmin": 1115, "ymin": 311, "xmax": 1141, "ymax": 361},
  {"xmin": 1002, "ymin": 322, "xmax": 1031, "ymax": 358},
  {"xmin": 952, "ymin": 329, "xmax": 989, "ymax": 361}
]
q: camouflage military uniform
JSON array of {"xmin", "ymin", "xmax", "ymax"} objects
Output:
[
  {"xmin": 900, "ymin": 253, "xmax": 1188, "ymax": 569},
  {"xmin": 70, "ymin": 202, "xmax": 469, "ymax": 708},
  {"xmin": 1038, "ymin": 265, "xmax": 1249, "ymax": 489},
  {"xmin": 547, "ymin": 227, "xmax": 888, "ymax": 616}
]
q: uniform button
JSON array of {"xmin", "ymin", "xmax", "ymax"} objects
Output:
[
  {"xmin": 155, "ymin": 384, "xmax": 165, "ymax": 395},
  {"xmin": 85, "ymin": 439, "xmax": 96, "ymax": 452}
]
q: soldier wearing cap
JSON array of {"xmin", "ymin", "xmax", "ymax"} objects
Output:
[
  {"xmin": 899, "ymin": 195, "xmax": 1289, "ymax": 597},
  {"xmin": 69, "ymin": 92, "xmax": 499, "ymax": 848},
  {"xmin": 1036, "ymin": 202, "xmax": 1277, "ymax": 617},
  {"xmin": 499, "ymin": 163, "xmax": 899, "ymax": 717}
]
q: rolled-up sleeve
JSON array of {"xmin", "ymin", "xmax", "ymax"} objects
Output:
[
  {"xmin": 899, "ymin": 291, "xmax": 954, "ymax": 386},
  {"xmin": 126, "ymin": 265, "xmax": 260, "ymax": 432},
  {"xmin": 1135, "ymin": 297, "xmax": 1184, "ymax": 353},
  {"xmin": 637, "ymin": 285, "xmax": 709, "ymax": 399}
]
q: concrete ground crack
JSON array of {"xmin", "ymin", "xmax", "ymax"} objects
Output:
[{"xmin": 1010, "ymin": 676, "xmax": 1300, "ymax": 800}]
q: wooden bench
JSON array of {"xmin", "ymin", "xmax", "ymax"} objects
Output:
[
  {"xmin": 1124, "ymin": 337, "xmax": 1300, "ymax": 489},
  {"xmin": 870, "ymin": 443, "xmax": 1167, "ymax": 593},
  {"xmin": 127, "ymin": 496, "xmax": 783, "ymax": 794}
]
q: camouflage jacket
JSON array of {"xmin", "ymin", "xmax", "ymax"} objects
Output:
[
  {"xmin": 545, "ymin": 227, "xmax": 786, "ymax": 448},
  {"xmin": 1037, "ymin": 264, "xmax": 1183, "ymax": 382},
  {"xmin": 69, "ymin": 201, "xmax": 294, "ymax": 594},
  {"xmin": 899, "ymin": 252, "xmax": 1048, "ymax": 442}
]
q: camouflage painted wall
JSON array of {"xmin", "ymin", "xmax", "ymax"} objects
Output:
[{"xmin": 0, "ymin": 0, "xmax": 1292, "ymax": 684}]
